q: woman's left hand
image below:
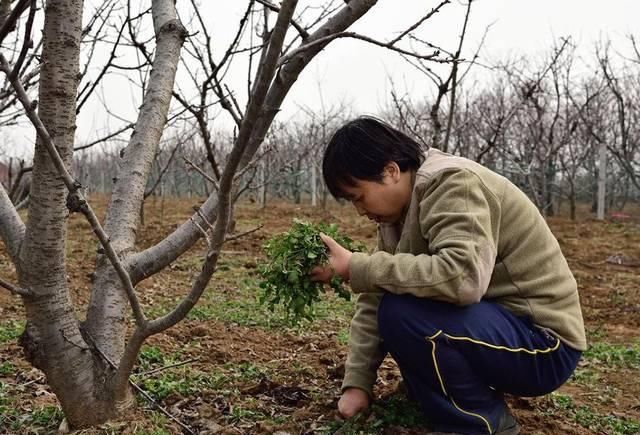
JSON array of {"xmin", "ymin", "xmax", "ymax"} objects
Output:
[{"xmin": 309, "ymin": 233, "xmax": 353, "ymax": 283}]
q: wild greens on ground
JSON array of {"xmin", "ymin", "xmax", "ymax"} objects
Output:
[{"xmin": 258, "ymin": 219, "xmax": 365, "ymax": 322}]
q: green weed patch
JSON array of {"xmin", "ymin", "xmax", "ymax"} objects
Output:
[
  {"xmin": 0, "ymin": 320, "xmax": 24, "ymax": 343},
  {"xmin": 0, "ymin": 362, "xmax": 15, "ymax": 377},
  {"xmin": 136, "ymin": 370, "xmax": 228, "ymax": 401},
  {"xmin": 321, "ymin": 394, "xmax": 428, "ymax": 434},
  {"xmin": 583, "ymin": 342, "xmax": 640, "ymax": 369},
  {"xmin": 549, "ymin": 393, "xmax": 640, "ymax": 435}
]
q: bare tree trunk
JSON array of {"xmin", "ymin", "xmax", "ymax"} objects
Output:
[
  {"xmin": 259, "ymin": 160, "xmax": 266, "ymax": 209},
  {"xmin": 568, "ymin": 180, "xmax": 576, "ymax": 221},
  {"xmin": 597, "ymin": 141, "xmax": 607, "ymax": 219},
  {"xmin": 545, "ymin": 159, "xmax": 556, "ymax": 217},
  {"xmin": 85, "ymin": 1, "xmax": 187, "ymax": 364},
  {"xmin": 15, "ymin": 0, "xmax": 118, "ymax": 427},
  {"xmin": 311, "ymin": 163, "xmax": 317, "ymax": 206}
]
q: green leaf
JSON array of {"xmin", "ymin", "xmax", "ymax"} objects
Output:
[
  {"xmin": 287, "ymin": 271, "xmax": 300, "ymax": 284},
  {"xmin": 257, "ymin": 220, "xmax": 363, "ymax": 324}
]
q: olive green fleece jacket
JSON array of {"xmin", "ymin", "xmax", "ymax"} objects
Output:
[{"xmin": 343, "ymin": 149, "xmax": 587, "ymax": 396}]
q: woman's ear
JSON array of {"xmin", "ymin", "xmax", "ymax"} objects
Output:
[{"xmin": 383, "ymin": 162, "xmax": 401, "ymax": 183}]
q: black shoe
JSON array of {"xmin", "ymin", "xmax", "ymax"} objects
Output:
[
  {"xmin": 494, "ymin": 406, "xmax": 520, "ymax": 435},
  {"xmin": 426, "ymin": 406, "xmax": 520, "ymax": 435}
]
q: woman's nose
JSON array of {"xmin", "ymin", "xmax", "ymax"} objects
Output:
[{"xmin": 354, "ymin": 203, "xmax": 366, "ymax": 216}]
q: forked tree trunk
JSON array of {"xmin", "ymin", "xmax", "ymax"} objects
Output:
[
  {"xmin": 14, "ymin": 0, "xmax": 188, "ymax": 427},
  {"xmin": 16, "ymin": 0, "xmax": 120, "ymax": 426}
]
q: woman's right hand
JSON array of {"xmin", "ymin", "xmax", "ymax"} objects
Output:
[{"xmin": 338, "ymin": 387, "xmax": 370, "ymax": 418}]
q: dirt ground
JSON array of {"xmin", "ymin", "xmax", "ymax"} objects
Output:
[{"xmin": 1, "ymin": 197, "xmax": 639, "ymax": 434}]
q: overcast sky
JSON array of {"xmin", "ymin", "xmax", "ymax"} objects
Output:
[
  {"xmin": 262, "ymin": 0, "xmax": 640, "ymax": 117},
  {"xmin": 2, "ymin": 0, "xmax": 640, "ymax": 158}
]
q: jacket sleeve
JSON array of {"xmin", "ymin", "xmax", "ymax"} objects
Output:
[
  {"xmin": 349, "ymin": 169, "xmax": 499, "ymax": 305},
  {"xmin": 341, "ymin": 231, "xmax": 386, "ymax": 397},
  {"xmin": 341, "ymin": 291, "xmax": 386, "ymax": 396}
]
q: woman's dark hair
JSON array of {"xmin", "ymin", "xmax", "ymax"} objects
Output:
[{"xmin": 322, "ymin": 116, "xmax": 427, "ymax": 199}]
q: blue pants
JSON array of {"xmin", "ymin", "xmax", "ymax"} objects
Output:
[{"xmin": 377, "ymin": 293, "xmax": 581, "ymax": 434}]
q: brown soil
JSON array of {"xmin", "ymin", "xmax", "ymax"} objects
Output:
[{"xmin": 1, "ymin": 198, "xmax": 639, "ymax": 434}]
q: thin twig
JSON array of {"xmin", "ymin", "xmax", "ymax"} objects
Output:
[
  {"xmin": 86, "ymin": 333, "xmax": 195, "ymax": 435},
  {"xmin": 74, "ymin": 122, "xmax": 135, "ymax": 151},
  {"xmin": 189, "ymin": 215, "xmax": 211, "ymax": 246},
  {"xmin": 194, "ymin": 207, "xmax": 215, "ymax": 232},
  {"xmin": 254, "ymin": 0, "xmax": 309, "ymax": 40},
  {"xmin": 135, "ymin": 358, "xmax": 199, "ymax": 380},
  {"xmin": 388, "ymin": 0, "xmax": 450, "ymax": 46},
  {"xmin": 0, "ymin": 0, "xmax": 30, "ymax": 45},
  {"xmin": 9, "ymin": 0, "xmax": 36, "ymax": 80},
  {"xmin": 131, "ymin": 383, "xmax": 195, "ymax": 435},
  {"xmin": 277, "ymin": 31, "xmax": 446, "ymax": 67},
  {"xmin": 225, "ymin": 224, "xmax": 263, "ymax": 243},
  {"xmin": 144, "ymin": 134, "xmax": 191, "ymax": 198},
  {"xmin": 183, "ymin": 156, "xmax": 219, "ymax": 191},
  {"xmin": 224, "ymin": 83, "xmax": 243, "ymax": 119},
  {"xmin": 0, "ymin": 276, "xmax": 31, "ymax": 297},
  {"xmin": 20, "ymin": 376, "xmax": 45, "ymax": 388}
]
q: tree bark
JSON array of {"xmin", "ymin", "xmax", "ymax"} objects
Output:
[
  {"xmin": 85, "ymin": 0, "xmax": 187, "ymax": 363},
  {"xmin": 16, "ymin": 0, "xmax": 118, "ymax": 427}
]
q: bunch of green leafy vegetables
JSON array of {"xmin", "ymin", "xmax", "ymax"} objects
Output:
[{"xmin": 258, "ymin": 219, "xmax": 365, "ymax": 323}]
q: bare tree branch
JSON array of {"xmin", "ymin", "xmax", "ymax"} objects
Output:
[
  {"xmin": 9, "ymin": 0, "xmax": 36, "ymax": 80},
  {"xmin": 141, "ymin": 0, "xmax": 300, "ymax": 337},
  {"xmin": 443, "ymin": 0, "xmax": 474, "ymax": 150},
  {"xmin": 76, "ymin": 18, "xmax": 127, "ymax": 113},
  {"xmin": 0, "ymin": 158, "xmax": 25, "ymax": 262},
  {"xmin": 130, "ymin": 0, "xmax": 379, "ymax": 283},
  {"xmin": 224, "ymin": 224, "xmax": 263, "ymax": 242},
  {"xmin": 73, "ymin": 122, "xmax": 135, "ymax": 151},
  {"xmin": 83, "ymin": 0, "xmax": 189, "ymax": 365},
  {"xmin": 144, "ymin": 134, "xmax": 189, "ymax": 198},
  {"xmin": 239, "ymin": 0, "xmax": 381, "ymax": 169},
  {"xmin": 277, "ymin": 30, "xmax": 444, "ymax": 67},
  {"xmin": 97, "ymin": 6, "xmax": 187, "ymax": 257},
  {"xmin": 0, "ymin": 0, "xmax": 29, "ymax": 45},
  {"xmin": 388, "ymin": 0, "xmax": 449, "ymax": 45},
  {"xmin": 7, "ymin": 162, "xmax": 31, "ymax": 201},
  {"xmin": 0, "ymin": 275, "xmax": 31, "ymax": 296},
  {"xmin": 184, "ymin": 156, "xmax": 219, "ymax": 190},
  {"xmin": 630, "ymin": 34, "xmax": 640, "ymax": 64},
  {"xmin": 255, "ymin": 0, "xmax": 309, "ymax": 40}
]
